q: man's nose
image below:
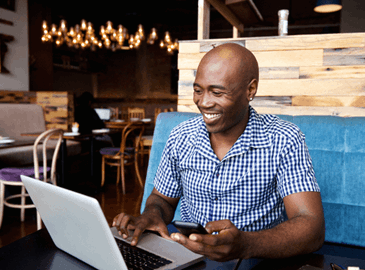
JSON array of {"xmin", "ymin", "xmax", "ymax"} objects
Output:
[{"xmin": 198, "ymin": 92, "xmax": 214, "ymax": 108}]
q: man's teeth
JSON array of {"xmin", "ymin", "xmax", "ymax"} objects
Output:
[{"xmin": 204, "ymin": 113, "xmax": 221, "ymax": 119}]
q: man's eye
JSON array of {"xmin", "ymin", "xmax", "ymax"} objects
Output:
[
  {"xmin": 212, "ymin": 91, "xmax": 222, "ymax": 95},
  {"xmin": 194, "ymin": 89, "xmax": 202, "ymax": 94}
]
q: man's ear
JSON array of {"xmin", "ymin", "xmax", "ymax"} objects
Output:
[{"xmin": 247, "ymin": 79, "xmax": 258, "ymax": 100}]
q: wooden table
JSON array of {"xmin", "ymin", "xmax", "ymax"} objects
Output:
[
  {"xmin": 104, "ymin": 119, "xmax": 152, "ymax": 129},
  {"xmin": 1, "ymin": 228, "xmax": 365, "ymax": 270}
]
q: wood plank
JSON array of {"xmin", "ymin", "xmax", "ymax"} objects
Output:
[
  {"xmin": 178, "ymin": 80, "xmax": 194, "ymax": 95},
  {"xmin": 178, "ymin": 53, "xmax": 205, "ymax": 70},
  {"xmin": 179, "ymin": 96, "xmax": 293, "ymax": 107},
  {"xmin": 178, "ymin": 98, "xmax": 196, "ymax": 105},
  {"xmin": 254, "ymin": 50, "xmax": 323, "ymax": 67},
  {"xmin": 254, "ymin": 106, "xmax": 365, "ymax": 117},
  {"xmin": 251, "ymin": 96, "xmax": 292, "ymax": 107},
  {"xmin": 179, "ymin": 43, "xmax": 201, "ymax": 54},
  {"xmin": 292, "ymin": 96, "xmax": 365, "ymax": 107},
  {"xmin": 179, "ymin": 70, "xmax": 196, "ymax": 81},
  {"xmin": 259, "ymin": 67, "xmax": 299, "ymax": 79},
  {"xmin": 245, "ymin": 33, "xmax": 365, "ymax": 51},
  {"xmin": 177, "ymin": 104, "xmax": 200, "ymax": 113},
  {"xmin": 300, "ymin": 66, "xmax": 365, "ymax": 79},
  {"xmin": 225, "ymin": 0, "xmax": 263, "ymax": 23},
  {"xmin": 177, "ymin": 100, "xmax": 365, "ymax": 117},
  {"xmin": 205, "ymin": 0, "xmax": 244, "ymax": 33},
  {"xmin": 200, "ymin": 40, "xmax": 245, "ymax": 52},
  {"xmin": 198, "ymin": 0, "xmax": 210, "ymax": 40},
  {"xmin": 323, "ymin": 47, "xmax": 365, "ymax": 66},
  {"xmin": 178, "ymin": 78, "xmax": 365, "ymax": 97},
  {"xmin": 258, "ymin": 79, "xmax": 365, "ymax": 97},
  {"xmin": 178, "ymin": 49, "xmax": 323, "ymax": 70}
]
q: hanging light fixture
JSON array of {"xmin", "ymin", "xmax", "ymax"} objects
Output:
[
  {"xmin": 314, "ymin": 0, "xmax": 342, "ymax": 13},
  {"xmin": 41, "ymin": 20, "xmax": 160, "ymax": 51},
  {"xmin": 159, "ymin": 31, "xmax": 179, "ymax": 54}
]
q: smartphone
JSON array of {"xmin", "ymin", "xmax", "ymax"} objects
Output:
[{"xmin": 172, "ymin": 220, "xmax": 208, "ymax": 237}]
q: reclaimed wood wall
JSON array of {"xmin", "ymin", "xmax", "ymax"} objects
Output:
[
  {"xmin": 0, "ymin": 91, "xmax": 74, "ymax": 130},
  {"xmin": 178, "ymin": 33, "xmax": 365, "ymax": 117}
]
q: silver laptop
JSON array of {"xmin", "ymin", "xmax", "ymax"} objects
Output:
[
  {"xmin": 95, "ymin": 108, "xmax": 111, "ymax": 121},
  {"xmin": 21, "ymin": 175, "xmax": 204, "ymax": 270}
]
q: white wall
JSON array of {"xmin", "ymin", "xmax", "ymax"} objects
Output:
[
  {"xmin": 0, "ymin": 0, "xmax": 29, "ymax": 90},
  {"xmin": 341, "ymin": 0, "xmax": 365, "ymax": 33}
]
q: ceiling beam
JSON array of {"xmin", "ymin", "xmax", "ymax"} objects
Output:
[
  {"xmin": 205, "ymin": 0, "xmax": 244, "ymax": 33},
  {"xmin": 198, "ymin": 0, "xmax": 210, "ymax": 40}
]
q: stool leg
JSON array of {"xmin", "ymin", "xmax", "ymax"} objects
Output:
[
  {"xmin": 0, "ymin": 183, "xmax": 5, "ymax": 229},
  {"xmin": 116, "ymin": 163, "xmax": 120, "ymax": 185},
  {"xmin": 20, "ymin": 185, "xmax": 26, "ymax": 222},
  {"xmin": 101, "ymin": 156, "xmax": 105, "ymax": 187},
  {"xmin": 121, "ymin": 156, "xmax": 126, "ymax": 195}
]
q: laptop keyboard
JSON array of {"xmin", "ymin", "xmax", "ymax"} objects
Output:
[{"xmin": 115, "ymin": 238, "xmax": 173, "ymax": 270}]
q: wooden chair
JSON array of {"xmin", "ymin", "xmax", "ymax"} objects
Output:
[
  {"xmin": 0, "ymin": 129, "xmax": 63, "ymax": 230},
  {"xmin": 163, "ymin": 107, "xmax": 174, "ymax": 112},
  {"xmin": 127, "ymin": 107, "xmax": 145, "ymax": 120},
  {"xmin": 154, "ymin": 108, "xmax": 162, "ymax": 124},
  {"xmin": 100, "ymin": 122, "xmax": 145, "ymax": 194}
]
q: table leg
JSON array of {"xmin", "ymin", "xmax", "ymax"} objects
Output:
[
  {"xmin": 60, "ymin": 139, "xmax": 67, "ymax": 187},
  {"xmin": 90, "ymin": 136, "xmax": 94, "ymax": 178}
]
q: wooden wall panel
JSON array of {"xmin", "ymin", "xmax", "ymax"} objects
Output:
[
  {"xmin": 0, "ymin": 91, "xmax": 74, "ymax": 130},
  {"xmin": 178, "ymin": 33, "xmax": 365, "ymax": 117}
]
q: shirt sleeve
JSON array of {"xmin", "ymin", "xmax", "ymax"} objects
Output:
[
  {"xmin": 276, "ymin": 131, "xmax": 320, "ymax": 198},
  {"xmin": 154, "ymin": 133, "xmax": 183, "ymax": 198}
]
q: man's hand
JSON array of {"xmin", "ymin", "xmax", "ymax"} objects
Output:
[
  {"xmin": 171, "ymin": 220, "xmax": 247, "ymax": 261},
  {"xmin": 171, "ymin": 192, "xmax": 325, "ymax": 261},
  {"xmin": 112, "ymin": 212, "xmax": 170, "ymax": 246},
  {"xmin": 112, "ymin": 188, "xmax": 180, "ymax": 246}
]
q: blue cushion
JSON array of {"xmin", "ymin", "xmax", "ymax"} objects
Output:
[{"xmin": 141, "ymin": 112, "xmax": 200, "ymax": 221}]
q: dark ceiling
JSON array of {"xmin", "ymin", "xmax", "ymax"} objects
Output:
[{"xmin": 49, "ymin": 0, "xmax": 341, "ymax": 41}]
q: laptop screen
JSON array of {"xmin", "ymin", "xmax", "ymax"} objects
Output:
[{"xmin": 95, "ymin": 108, "xmax": 111, "ymax": 121}]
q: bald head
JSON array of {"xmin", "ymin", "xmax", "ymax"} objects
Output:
[{"xmin": 197, "ymin": 43, "xmax": 259, "ymax": 88}]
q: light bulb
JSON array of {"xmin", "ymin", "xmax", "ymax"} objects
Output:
[
  {"xmin": 106, "ymin": 21, "xmax": 113, "ymax": 34},
  {"xmin": 68, "ymin": 27, "xmax": 75, "ymax": 37},
  {"xmin": 51, "ymin": 24, "xmax": 57, "ymax": 35},
  {"xmin": 81, "ymin": 19, "xmax": 87, "ymax": 31},
  {"xmin": 87, "ymin": 22, "xmax": 94, "ymax": 34},
  {"xmin": 164, "ymin": 31, "xmax": 171, "ymax": 43},
  {"xmin": 42, "ymin": 20, "xmax": 48, "ymax": 30},
  {"xmin": 160, "ymin": 40, "xmax": 165, "ymax": 48},
  {"xmin": 150, "ymin": 28, "xmax": 158, "ymax": 40},
  {"xmin": 137, "ymin": 24, "xmax": 144, "ymax": 40},
  {"xmin": 60, "ymin": 20, "xmax": 67, "ymax": 32}
]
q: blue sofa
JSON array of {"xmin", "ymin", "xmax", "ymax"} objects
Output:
[{"xmin": 141, "ymin": 112, "xmax": 365, "ymax": 247}]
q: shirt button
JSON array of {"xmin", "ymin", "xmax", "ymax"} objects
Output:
[
  {"xmin": 216, "ymin": 173, "xmax": 219, "ymax": 177},
  {"xmin": 214, "ymin": 197, "xmax": 218, "ymax": 201}
]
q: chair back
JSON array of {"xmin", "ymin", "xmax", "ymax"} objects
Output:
[
  {"xmin": 140, "ymin": 112, "xmax": 200, "ymax": 221},
  {"xmin": 33, "ymin": 129, "xmax": 63, "ymax": 185},
  {"xmin": 120, "ymin": 122, "xmax": 145, "ymax": 154},
  {"xmin": 128, "ymin": 107, "xmax": 145, "ymax": 120}
]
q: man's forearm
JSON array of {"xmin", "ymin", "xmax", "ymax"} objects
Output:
[
  {"xmin": 242, "ymin": 214, "xmax": 325, "ymax": 259},
  {"xmin": 143, "ymin": 193, "xmax": 177, "ymax": 225}
]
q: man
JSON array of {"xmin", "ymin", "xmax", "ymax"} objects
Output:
[{"xmin": 113, "ymin": 43, "xmax": 325, "ymax": 261}]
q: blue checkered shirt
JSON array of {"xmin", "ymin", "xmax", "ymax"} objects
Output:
[{"xmin": 154, "ymin": 106, "xmax": 320, "ymax": 231}]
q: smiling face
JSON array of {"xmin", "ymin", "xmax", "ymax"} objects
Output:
[{"xmin": 193, "ymin": 44, "xmax": 258, "ymax": 138}]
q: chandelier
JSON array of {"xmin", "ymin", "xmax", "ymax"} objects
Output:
[{"xmin": 41, "ymin": 19, "xmax": 178, "ymax": 53}]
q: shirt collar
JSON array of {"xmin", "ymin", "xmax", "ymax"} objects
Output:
[{"xmin": 195, "ymin": 106, "xmax": 272, "ymax": 161}]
